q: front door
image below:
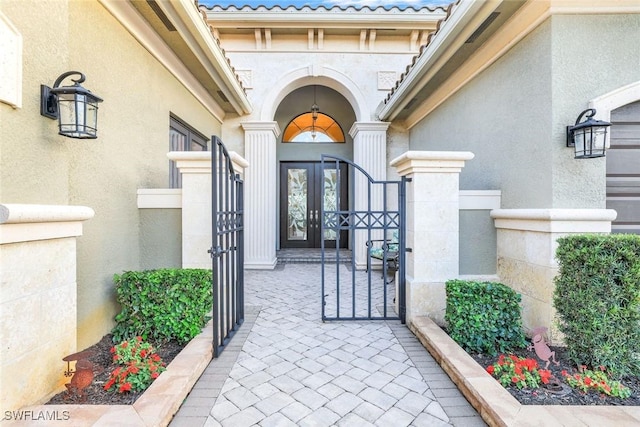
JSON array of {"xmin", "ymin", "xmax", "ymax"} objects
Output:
[{"xmin": 280, "ymin": 162, "xmax": 348, "ymax": 248}]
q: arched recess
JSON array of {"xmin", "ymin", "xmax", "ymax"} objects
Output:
[
  {"xmin": 589, "ymin": 80, "xmax": 640, "ymax": 135},
  {"xmin": 590, "ymin": 81, "xmax": 640, "ymax": 234},
  {"xmin": 260, "ymin": 65, "xmax": 370, "ymax": 122}
]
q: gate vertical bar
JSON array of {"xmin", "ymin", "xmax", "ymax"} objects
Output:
[
  {"xmin": 210, "ymin": 136, "xmax": 245, "ymax": 357},
  {"xmin": 398, "ymin": 176, "xmax": 407, "ymax": 323}
]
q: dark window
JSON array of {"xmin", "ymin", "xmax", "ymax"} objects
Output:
[{"xmin": 170, "ymin": 115, "xmax": 208, "ymax": 188}]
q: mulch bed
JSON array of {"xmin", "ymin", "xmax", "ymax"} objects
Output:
[
  {"xmin": 46, "ymin": 335, "xmax": 184, "ymax": 405},
  {"xmin": 470, "ymin": 346, "xmax": 640, "ymax": 406}
]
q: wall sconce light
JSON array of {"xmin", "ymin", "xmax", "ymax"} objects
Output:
[
  {"xmin": 566, "ymin": 108, "xmax": 611, "ymax": 159},
  {"xmin": 41, "ymin": 71, "xmax": 103, "ymax": 139}
]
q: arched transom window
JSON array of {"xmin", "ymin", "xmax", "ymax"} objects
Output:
[{"xmin": 283, "ymin": 112, "xmax": 345, "ymax": 143}]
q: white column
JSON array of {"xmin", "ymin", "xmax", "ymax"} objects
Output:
[
  {"xmin": 491, "ymin": 208, "xmax": 617, "ymax": 343},
  {"xmin": 349, "ymin": 122, "xmax": 390, "ymax": 269},
  {"xmin": 168, "ymin": 151, "xmax": 248, "ymax": 269},
  {"xmin": 242, "ymin": 122, "xmax": 280, "ymax": 269},
  {"xmin": 391, "ymin": 151, "xmax": 474, "ymax": 325},
  {"xmin": 0, "ymin": 204, "xmax": 94, "ymax": 410}
]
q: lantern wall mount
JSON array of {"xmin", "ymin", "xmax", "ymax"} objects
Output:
[
  {"xmin": 40, "ymin": 71, "xmax": 103, "ymax": 139},
  {"xmin": 566, "ymin": 108, "xmax": 611, "ymax": 159}
]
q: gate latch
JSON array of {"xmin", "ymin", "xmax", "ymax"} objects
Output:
[{"xmin": 208, "ymin": 246, "xmax": 223, "ymax": 258}]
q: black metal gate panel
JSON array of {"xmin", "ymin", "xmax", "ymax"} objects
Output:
[
  {"xmin": 210, "ymin": 136, "xmax": 244, "ymax": 357},
  {"xmin": 321, "ymin": 155, "xmax": 406, "ymax": 322}
]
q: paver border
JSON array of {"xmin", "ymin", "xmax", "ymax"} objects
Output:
[
  {"xmin": 7, "ymin": 322, "xmax": 214, "ymax": 426},
  {"xmin": 410, "ymin": 317, "xmax": 640, "ymax": 427}
]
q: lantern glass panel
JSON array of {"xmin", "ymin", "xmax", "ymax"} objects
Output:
[
  {"xmin": 574, "ymin": 126, "xmax": 607, "ymax": 158},
  {"xmin": 57, "ymin": 93, "xmax": 99, "ymax": 139}
]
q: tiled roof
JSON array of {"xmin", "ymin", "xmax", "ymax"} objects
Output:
[
  {"xmin": 199, "ymin": 4, "xmax": 449, "ymax": 13},
  {"xmin": 383, "ymin": 0, "xmax": 460, "ymax": 106}
]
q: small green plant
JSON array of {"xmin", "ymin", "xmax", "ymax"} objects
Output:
[
  {"xmin": 486, "ymin": 354, "xmax": 552, "ymax": 389},
  {"xmin": 112, "ymin": 268, "xmax": 212, "ymax": 343},
  {"xmin": 445, "ymin": 280, "xmax": 527, "ymax": 355},
  {"xmin": 104, "ymin": 337, "xmax": 166, "ymax": 393},
  {"xmin": 554, "ymin": 234, "xmax": 640, "ymax": 378},
  {"xmin": 561, "ymin": 366, "xmax": 631, "ymax": 398}
]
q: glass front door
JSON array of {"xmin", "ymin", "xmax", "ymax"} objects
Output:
[{"xmin": 280, "ymin": 162, "xmax": 348, "ymax": 249}]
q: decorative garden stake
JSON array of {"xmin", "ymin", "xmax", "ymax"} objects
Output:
[
  {"xmin": 528, "ymin": 327, "xmax": 559, "ymax": 369},
  {"xmin": 62, "ymin": 350, "xmax": 95, "ymax": 401}
]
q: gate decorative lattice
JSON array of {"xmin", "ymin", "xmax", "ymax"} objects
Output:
[
  {"xmin": 210, "ymin": 136, "xmax": 244, "ymax": 357},
  {"xmin": 321, "ymin": 155, "xmax": 406, "ymax": 322}
]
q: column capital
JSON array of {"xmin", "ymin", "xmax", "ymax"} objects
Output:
[
  {"xmin": 241, "ymin": 121, "xmax": 281, "ymax": 138},
  {"xmin": 490, "ymin": 208, "xmax": 617, "ymax": 233},
  {"xmin": 167, "ymin": 151, "xmax": 248, "ymax": 174},
  {"xmin": 349, "ymin": 121, "xmax": 390, "ymax": 138},
  {"xmin": 391, "ymin": 150, "xmax": 474, "ymax": 176}
]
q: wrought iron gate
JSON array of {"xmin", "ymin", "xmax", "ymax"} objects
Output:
[
  {"xmin": 321, "ymin": 155, "xmax": 407, "ymax": 323},
  {"xmin": 210, "ymin": 136, "xmax": 244, "ymax": 357}
]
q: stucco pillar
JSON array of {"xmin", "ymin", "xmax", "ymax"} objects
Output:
[
  {"xmin": 390, "ymin": 151, "xmax": 474, "ymax": 326},
  {"xmin": 168, "ymin": 151, "xmax": 248, "ymax": 269},
  {"xmin": 490, "ymin": 209, "xmax": 617, "ymax": 343},
  {"xmin": 242, "ymin": 122, "xmax": 280, "ymax": 269},
  {"xmin": 349, "ymin": 122, "xmax": 390, "ymax": 268},
  {"xmin": 0, "ymin": 204, "xmax": 94, "ymax": 410}
]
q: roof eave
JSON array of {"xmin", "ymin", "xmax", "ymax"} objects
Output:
[
  {"xmin": 164, "ymin": 0, "xmax": 252, "ymax": 115},
  {"xmin": 377, "ymin": 0, "xmax": 499, "ymax": 122}
]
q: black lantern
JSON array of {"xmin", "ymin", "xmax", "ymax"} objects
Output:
[
  {"xmin": 41, "ymin": 71, "xmax": 103, "ymax": 139},
  {"xmin": 566, "ymin": 108, "xmax": 611, "ymax": 159}
]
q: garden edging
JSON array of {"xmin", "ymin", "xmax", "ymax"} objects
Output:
[
  {"xmin": 410, "ymin": 316, "xmax": 640, "ymax": 427},
  {"xmin": 6, "ymin": 322, "xmax": 213, "ymax": 426}
]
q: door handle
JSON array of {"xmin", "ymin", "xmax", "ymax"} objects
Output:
[
  {"xmin": 315, "ymin": 210, "xmax": 319, "ymax": 228},
  {"xmin": 309, "ymin": 210, "xmax": 315, "ymax": 228}
]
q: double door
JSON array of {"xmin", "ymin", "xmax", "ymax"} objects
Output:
[{"xmin": 280, "ymin": 162, "xmax": 348, "ymax": 249}]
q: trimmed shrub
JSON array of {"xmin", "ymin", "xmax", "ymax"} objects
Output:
[
  {"xmin": 554, "ymin": 234, "xmax": 640, "ymax": 378},
  {"xmin": 112, "ymin": 269, "xmax": 212, "ymax": 344},
  {"xmin": 445, "ymin": 280, "xmax": 527, "ymax": 355}
]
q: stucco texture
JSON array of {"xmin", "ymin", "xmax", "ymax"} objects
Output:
[
  {"xmin": 408, "ymin": 15, "xmax": 640, "ymax": 274},
  {"xmin": 0, "ymin": 1, "xmax": 220, "ymax": 348},
  {"xmin": 550, "ymin": 14, "xmax": 640, "ymax": 208}
]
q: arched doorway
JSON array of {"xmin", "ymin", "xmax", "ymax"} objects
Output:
[{"xmin": 275, "ymin": 85, "xmax": 355, "ymax": 249}]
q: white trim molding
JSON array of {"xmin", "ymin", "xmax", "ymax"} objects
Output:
[
  {"xmin": 391, "ymin": 150, "xmax": 475, "ymax": 175},
  {"xmin": 459, "ymin": 190, "xmax": 501, "ymax": 210},
  {"xmin": 137, "ymin": 189, "xmax": 182, "ymax": 209}
]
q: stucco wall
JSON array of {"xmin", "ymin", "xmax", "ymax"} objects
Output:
[
  {"xmin": 409, "ymin": 20, "xmax": 554, "ymax": 209},
  {"xmin": 0, "ymin": 1, "xmax": 221, "ymax": 348},
  {"xmin": 550, "ymin": 14, "xmax": 640, "ymax": 208}
]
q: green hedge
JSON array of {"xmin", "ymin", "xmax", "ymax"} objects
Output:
[
  {"xmin": 445, "ymin": 280, "xmax": 527, "ymax": 355},
  {"xmin": 554, "ymin": 234, "xmax": 640, "ymax": 378},
  {"xmin": 112, "ymin": 269, "xmax": 212, "ymax": 344}
]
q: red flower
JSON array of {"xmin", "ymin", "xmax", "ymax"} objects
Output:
[
  {"xmin": 110, "ymin": 346, "xmax": 116, "ymax": 354},
  {"xmin": 561, "ymin": 370, "xmax": 568, "ymax": 377},
  {"xmin": 512, "ymin": 376, "xmax": 519, "ymax": 384},
  {"xmin": 151, "ymin": 372, "xmax": 159, "ymax": 379},
  {"xmin": 113, "ymin": 354, "xmax": 120, "ymax": 362},
  {"xmin": 486, "ymin": 365, "xmax": 495, "ymax": 375},
  {"xmin": 584, "ymin": 377, "xmax": 592, "ymax": 386},
  {"xmin": 119, "ymin": 382, "xmax": 132, "ymax": 393},
  {"xmin": 121, "ymin": 341, "xmax": 129, "ymax": 349}
]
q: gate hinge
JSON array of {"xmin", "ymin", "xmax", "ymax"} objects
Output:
[{"xmin": 406, "ymin": 248, "xmax": 413, "ymax": 253}]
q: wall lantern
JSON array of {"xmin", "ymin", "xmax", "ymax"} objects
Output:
[
  {"xmin": 40, "ymin": 71, "xmax": 103, "ymax": 139},
  {"xmin": 566, "ymin": 108, "xmax": 611, "ymax": 159}
]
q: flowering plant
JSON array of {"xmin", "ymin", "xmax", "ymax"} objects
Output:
[
  {"xmin": 561, "ymin": 366, "xmax": 631, "ymax": 398},
  {"xmin": 486, "ymin": 354, "xmax": 552, "ymax": 389},
  {"xmin": 104, "ymin": 336, "xmax": 166, "ymax": 393}
]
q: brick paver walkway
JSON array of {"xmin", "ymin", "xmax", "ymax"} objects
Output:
[{"xmin": 170, "ymin": 264, "xmax": 485, "ymax": 427}]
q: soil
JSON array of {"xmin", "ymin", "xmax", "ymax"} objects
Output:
[
  {"xmin": 46, "ymin": 335, "xmax": 184, "ymax": 405},
  {"xmin": 470, "ymin": 345, "xmax": 640, "ymax": 406}
]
